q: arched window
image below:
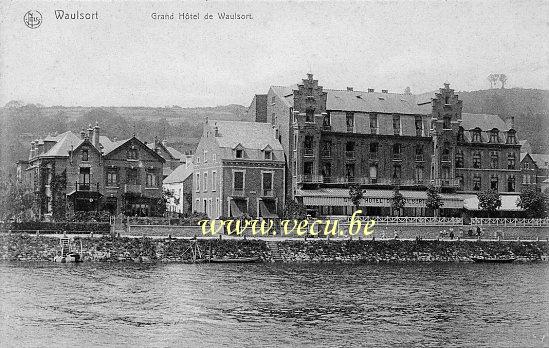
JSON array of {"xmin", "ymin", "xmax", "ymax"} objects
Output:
[{"xmin": 489, "ymin": 129, "xmax": 499, "ymax": 143}]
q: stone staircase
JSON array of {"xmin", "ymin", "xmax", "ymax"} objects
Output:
[{"xmin": 266, "ymin": 240, "xmax": 283, "ymax": 262}]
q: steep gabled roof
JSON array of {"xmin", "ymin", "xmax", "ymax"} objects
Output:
[
  {"xmin": 210, "ymin": 120, "xmax": 284, "ymax": 152},
  {"xmin": 102, "ymin": 136, "xmax": 166, "ymax": 162},
  {"xmin": 164, "ymin": 163, "xmax": 194, "ymax": 184},
  {"xmin": 530, "ymin": 154, "xmax": 549, "ymax": 170},
  {"xmin": 40, "ymin": 131, "xmax": 83, "ymax": 157}
]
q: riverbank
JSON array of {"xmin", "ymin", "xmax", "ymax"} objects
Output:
[{"xmin": 1, "ymin": 234, "xmax": 549, "ymax": 263}]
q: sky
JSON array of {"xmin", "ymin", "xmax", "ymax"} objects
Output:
[{"xmin": 1, "ymin": 0, "xmax": 548, "ymax": 107}]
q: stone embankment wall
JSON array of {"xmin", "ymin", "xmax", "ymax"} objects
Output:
[{"xmin": 2, "ymin": 233, "xmax": 549, "ymax": 263}]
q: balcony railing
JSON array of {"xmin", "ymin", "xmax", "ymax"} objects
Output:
[
  {"xmin": 393, "ymin": 154, "xmax": 402, "ymax": 161},
  {"xmin": 321, "ymin": 177, "xmax": 428, "ymax": 186},
  {"xmin": 124, "ymin": 184, "xmax": 142, "ymax": 194},
  {"xmin": 75, "ymin": 182, "xmax": 99, "ymax": 191},
  {"xmin": 304, "ymin": 148, "xmax": 314, "ymax": 156},
  {"xmin": 297, "ymin": 174, "xmax": 323, "ymax": 183},
  {"xmin": 415, "ymin": 155, "xmax": 424, "ymax": 162},
  {"xmin": 321, "ymin": 150, "xmax": 331, "ymax": 158},
  {"xmin": 432, "ymin": 178, "xmax": 460, "ymax": 187},
  {"xmin": 322, "ymin": 125, "xmax": 332, "ymax": 131}
]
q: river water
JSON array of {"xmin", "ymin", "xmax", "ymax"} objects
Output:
[{"xmin": 1, "ymin": 262, "xmax": 548, "ymax": 347}]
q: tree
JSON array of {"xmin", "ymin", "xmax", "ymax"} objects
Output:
[
  {"xmin": 516, "ymin": 186, "xmax": 547, "ymax": 218},
  {"xmin": 0, "ymin": 179, "xmax": 35, "ymax": 222},
  {"xmin": 348, "ymin": 184, "xmax": 364, "ymax": 212},
  {"xmin": 282, "ymin": 200, "xmax": 307, "ymax": 220},
  {"xmin": 477, "ymin": 189, "xmax": 502, "ymax": 217},
  {"xmin": 404, "ymin": 86, "xmax": 411, "ymax": 94},
  {"xmin": 390, "ymin": 186, "xmax": 406, "ymax": 216},
  {"xmin": 50, "ymin": 170, "xmax": 67, "ymax": 221},
  {"xmin": 426, "ymin": 185, "xmax": 444, "ymax": 217},
  {"xmin": 499, "ymin": 74, "xmax": 507, "ymax": 89}
]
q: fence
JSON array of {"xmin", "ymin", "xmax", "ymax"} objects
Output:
[
  {"xmin": 327, "ymin": 215, "xmax": 464, "ymax": 226},
  {"xmin": 471, "ymin": 218, "xmax": 549, "ymax": 227}
]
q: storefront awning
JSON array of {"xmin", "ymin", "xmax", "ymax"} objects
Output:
[
  {"xmin": 66, "ymin": 190, "xmax": 103, "ymax": 198},
  {"xmin": 462, "ymin": 194, "xmax": 522, "ymax": 211},
  {"xmin": 230, "ymin": 199, "xmax": 248, "ymax": 218},
  {"xmin": 259, "ymin": 199, "xmax": 278, "ymax": 218},
  {"xmin": 297, "ymin": 188, "xmax": 463, "ymax": 209}
]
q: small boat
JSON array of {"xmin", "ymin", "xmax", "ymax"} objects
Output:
[
  {"xmin": 209, "ymin": 257, "xmax": 261, "ymax": 263},
  {"xmin": 471, "ymin": 256, "xmax": 516, "ymax": 263}
]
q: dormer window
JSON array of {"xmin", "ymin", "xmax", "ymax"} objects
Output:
[
  {"xmin": 82, "ymin": 149, "xmax": 89, "ymax": 161},
  {"xmin": 264, "ymin": 150, "xmax": 272, "ymax": 160},
  {"xmin": 506, "ymin": 130, "xmax": 517, "ymax": 144},
  {"xmin": 235, "ymin": 149, "xmax": 243, "ymax": 158},
  {"xmin": 472, "ymin": 129, "xmax": 482, "ymax": 142},
  {"xmin": 489, "ymin": 129, "xmax": 499, "ymax": 143}
]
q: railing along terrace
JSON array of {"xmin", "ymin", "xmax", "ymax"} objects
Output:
[
  {"xmin": 471, "ymin": 217, "xmax": 549, "ymax": 227},
  {"xmin": 297, "ymin": 174, "xmax": 323, "ymax": 183},
  {"xmin": 326, "ymin": 215, "xmax": 464, "ymax": 226},
  {"xmin": 432, "ymin": 178, "xmax": 460, "ymax": 187},
  {"xmin": 76, "ymin": 182, "xmax": 99, "ymax": 191}
]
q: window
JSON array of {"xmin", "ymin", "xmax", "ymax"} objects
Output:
[
  {"xmin": 490, "ymin": 151, "xmax": 499, "ymax": 169},
  {"xmin": 271, "ymin": 96, "xmax": 275, "ymax": 104},
  {"xmin": 393, "ymin": 164, "xmax": 402, "ymax": 180},
  {"xmin": 233, "ymin": 171, "xmax": 244, "ymax": 193},
  {"xmin": 306, "ymin": 109, "xmax": 314, "ymax": 123},
  {"xmin": 321, "ymin": 141, "xmax": 332, "ymax": 157},
  {"xmin": 203, "ymin": 150, "xmax": 208, "ymax": 163},
  {"xmin": 235, "ymin": 149, "xmax": 243, "ymax": 159},
  {"xmin": 507, "ymin": 153, "xmax": 516, "ymax": 169},
  {"xmin": 370, "ymin": 142, "xmax": 379, "ymax": 158},
  {"xmin": 127, "ymin": 148, "xmax": 138, "ymax": 160},
  {"xmin": 507, "ymin": 175, "xmax": 516, "ymax": 192},
  {"xmin": 370, "ymin": 114, "xmax": 378, "ymax": 133},
  {"xmin": 443, "ymin": 116, "xmax": 451, "ymax": 129},
  {"xmin": 442, "ymin": 146, "xmax": 451, "ymax": 162},
  {"xmin": 323, "ymin": 114, "xmax": 331, "ymax": 129},
  {"xmin": 506, "ymin": 131, "xmax": 516, "ymax": 144},
  {"xmin": 345, "ymin": 163, "xmax": 355, "ymax": 181},
  {"xmin": 346, "ymin": 142, "xmax": 355, "ymax": 158},
  {"xmin": 82, "ymin": 149, "xmax": 89, "ymax": 161},
  {"xmin": 304, "ymin": 136, "xmax": 314, "ymax": 156},
  {"xmin": 473, "ymin": 175, "xmax": 481, "ymax": 191},
  {"xmin": 212, "ymin": 171, "xmax": 217, "ymax": 191},
  {"xmin": 293, "ymin": 134, "xmax": 297, "ymax": 149},
  {"xmin": 455, "ymin": 151, "xmax": 464, "ymax": 168},
  {"xmin": 473, "ymin": 151, "xmax": 481, "ymax": 168},
  {"xmin": 415, "ymin": 146, "xmax": 424, "ymax": 162},
  {"xmin": 146, "ymin": 171, "xmax": 157, "ymax": 187},
  {"xmin": 304, "ymin": 162, "xmax": 313, "ymax": 176},
  {"xmin": 490, "ymin": 175, "xmax": 499, "ymax": 191},
  {"xmin": 393, "ymin": 115, "xmax": 401, "ymax": 135},
  {"xmin": 203, "ymin": 172, "xmax": 208, "ymax": 192},
  {"xmin": 264, "ymin": 150, "xmax": 272, "ymax": 160},
  {"xmin": 472, "ymin": 130, "xmax": 482, "ymax": 142},
  {"xmin": 523, "ymin": 162, "xmax": 529, "ymax": 170},
  {"xmin": 262, "ymin": 172, "xmax": 273, "ymax": 196},
  {"xmin": 213, "ymin": 154, "xmax": 217, "ymax": 163},
  {"xmin": 346, "ymin": 112, "xmax": 354, "ymax": 132},
  {"xmin": 523, "ymin": 174, "xmax": 531, "ymax": 184},
  {"xmin": 106, "ymin": 168, "xmax": 118, "ymax": 187},
  {"xmin": 79, "ymin": 167, "xmax": 90, "ymax": 190},
  {"xmin": 321, "ymin": 162, "xmax": 331, "ymax": 180},
  {"xmin": 196, "ymin": 173, "xmax": 200, "ymax": 192},
  {"xmin": 127, "ymin": 168, "xmax": 139, "ymax": 185},
  {"xmin": 445, "ymin": 96, "xmax": 450, "ymax": 104},
  {"xmin": 415, "ymin": 166, "xmax": 424, "ymax": 183},
  {"xmin": 489, "ymin": 130, "xmax": 499, "ymax": 143},
  {"xmin": 369, "ymin": 164, "xmax": 378, "ymax": 183},
  {"xmin": 456, "ymin": 175, "xmax": 464, "ymax": 189},
  {"xmin": 393, "ymin": 143, "xmax": 402, "ymax": 160},
  {"xmin": 415, "ymin": 116, "xmax": 423, "ymax": 136}
]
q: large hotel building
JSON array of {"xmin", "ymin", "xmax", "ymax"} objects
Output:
[{"xmin": 246, "ymin": 74, "xmax": 522, "ymax": 217}]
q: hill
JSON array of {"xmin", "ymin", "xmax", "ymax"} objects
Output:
[{"xmin": 457, "ymin": 88, "xmax": 549, "ymax": 153}]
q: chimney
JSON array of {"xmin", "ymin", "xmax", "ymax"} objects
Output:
[
  {"xmin": 307, "ymin": 73, "xmax": 313, "ymax": 81},
  {"xmin": 506, "ymin": 116, "xmax": 515, "ymax": 129},
  {"xmin": 185, "ymin": 154, "xmax": 193, "ymax": 168},
  {"xmin": 154, "ymin": 136, "xmax": 160, "ymax": 152},
  {"xmin": 347, "ymin": 87, "xmax": 353, "ymax": 91},
  {"xmin": 368, "ymin": 88, "xmax": 374, "ymax": 93},
  {"xmin": 80, "ymin": 128, "xmax": 86, "ymax": 140},
  {"xmin": 381, "ymin": 89, "xmax": 388, "ymax": 93},
  {"xmin": 29, "ymin": 141, "xmax": 35, "ymax": 159},
  {"xmin": 444, "ymin": 83, "xmax": 450, "ymax": 89},
  {"xmin": 93, "ymin": 122, "xmax": 100, "ymax": 149},
  {"xmin": 87, "ymin": 124, "xmax": 93, "ymax": 140}
]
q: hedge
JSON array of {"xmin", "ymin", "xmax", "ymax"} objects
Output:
[{"xmin": 8, "ymin": 221, "xmax": 111, "ymax": 234}]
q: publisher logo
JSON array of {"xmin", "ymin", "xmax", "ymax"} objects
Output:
[{"xmin": 24, "ymin": 10, "xmax": 42, "ymax": 29}]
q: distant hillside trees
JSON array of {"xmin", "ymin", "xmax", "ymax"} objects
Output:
[{"xmin": 487, "ymin": 74, "xmax": 508, "ymax": 89}]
